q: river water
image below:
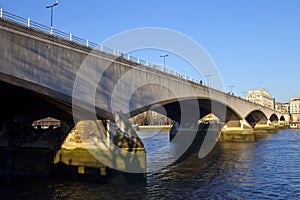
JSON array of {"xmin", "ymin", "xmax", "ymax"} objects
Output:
[{"xmin": 1, "ymin": 129, "xmax": 300, "ymax": 199}]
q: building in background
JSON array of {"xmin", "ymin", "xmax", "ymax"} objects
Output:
[
  {"xmin": 283, "ymin": 103, "xmax": 290, "ymax": 114},
  {"xmin": 289, "ymin": 97, "xmax": 300, "ymax": 122},
  {"xmin": 246, "ymin": 88, "xmax": 274, "ymax": 108},
  {"xmin": 275, "ymin": 102, "xmax": 289, "ymax": 113}
]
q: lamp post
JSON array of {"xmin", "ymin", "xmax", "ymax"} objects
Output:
[
  {"xmin": 160, "ymin": 54, "xmax": 168, "ymax": 68},
  {"xmin": 205, "ymin": 74, "xmax": 211, "ymax": 86},
  {"xmin": 229, "ymin": 85, "xmax": 234, "ymax": 94},
  {"xmin": 46, "ymin": 1, "xmax": 58, "ymax": 30}
]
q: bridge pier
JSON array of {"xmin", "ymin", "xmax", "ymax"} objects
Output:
[
  {"xmin": 274, "ymin": 120, "xmax": 287, "ymax": 129},
  {"xmin": 253, "ymin": 120, "xmax": 276, "ymax": 133},
  {"xmin": 0, "ymin": 117, "xmax": 146, "ymax": 183},
  {"xmin": 170, "ymin": 119, "xmax": 256, "ymax": 143},
  {"xmin": 169, "ymin": 121, "xmax": 179, "ymax": 141},
  {"xmin": 54, "ymin": 114, "xmax": 146, "ymax": 182},
  {"xmin": 220, "ymin": 119, "xmax": 255, "ymax": 142}
]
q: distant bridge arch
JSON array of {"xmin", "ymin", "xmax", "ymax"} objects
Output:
[
  {"xmin": 270, "ymin": 113, "xmax": 279, "ymax": 124},
  {"xmin": 280, "ymin": 116, "xmax": 286, "ymax": 121},
  {"xmin": 245, "ymin": 110, "xmax": 268, "ymax": 128}
]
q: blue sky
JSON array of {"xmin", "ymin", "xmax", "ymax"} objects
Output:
[{"xmin": 1, "ymin": 0, "xmax": 300, "ymax": 102}]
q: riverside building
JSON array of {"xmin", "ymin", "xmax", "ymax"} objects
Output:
[
  {"xmin": 289, "ymin": 97, "xmax": 300, "ymax": 122},
  {"xmin": 246, "ymin": 88, "xmax": 274, "ymax": 108}
]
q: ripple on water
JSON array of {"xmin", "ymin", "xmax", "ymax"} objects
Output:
[{"xmin": 2, "ymin": 129, "xmax": 300, "ymax": 199}]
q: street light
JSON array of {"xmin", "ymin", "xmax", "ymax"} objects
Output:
[
  {"xmin": 46, "ymin": 1, "xmax": 59, "ymax": 29},
  {"xmin": 160, "ymin": 54, "xmax": 168, "ymax": 68},
  {"xmin": 229, "ymin": 85, "xmax": 234, "ymax": 94},
  {"xmin": 205, "ymin": 74, "xmax": 211, "ymax": 86}
]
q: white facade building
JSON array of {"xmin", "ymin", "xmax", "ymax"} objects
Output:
[
  {"xmin": 289, "ymin": 97, "xmax": 300, "ymax": 114},
  {"xmin": 289, "ymin": 97, "xmax": 300, "ymax": 122},
  {"xmin": 246, "ymin": 88, "xmax": 274, "ymax": 108}
]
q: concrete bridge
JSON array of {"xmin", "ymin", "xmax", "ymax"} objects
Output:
[
  {"xmin": 0, "ymin": 11, "xmax": 289, "ymax": 140},
  {"xmin": 0, "ymin": 10, "xmax": 291, "ymax": 178}
]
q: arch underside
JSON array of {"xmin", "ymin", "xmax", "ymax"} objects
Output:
[
  {"xmin": 245, "ymin": 110, "xmax": 268, "ymax": 128},
  {"xmin": 0, "ymin": 78, "xmax": 281, "ymax": 131},
  {"xmin": 280, "ymin": 116, "xmax": 285, "ymax": 121},
  {"xmin": 0, "ymin": 80, "xmax": 74, "ymax": 123},
  {"xmin": 0, "ymin": 77, "xmax": 115, "ymax": 125},
  {"xmin": 270, "ymin": 114, "xmax": 279, "ymax": 123},
  {"xmin": 130, "ymin": 98, "xmax": 241, "ymax": 125}
]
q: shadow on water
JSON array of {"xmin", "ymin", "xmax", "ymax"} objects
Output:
[
  {"xmin": 1, "ymin": 175, "xmax": 148, "ymax": 200},
  {"xmin": 0, "ymin": 116, "xmax": 147, "ymax": 199},
  {"xmin": 167, "ymin": 123, "xmax": 222, "ymax": 166},
  {"xmin": 1, "ymin": 128, "xmax": 299, "ymax": 199}
]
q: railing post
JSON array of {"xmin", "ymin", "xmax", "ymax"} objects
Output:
[
  {"xmin": 100, "ymin": 45, "xmax": 103, "ymax": 51},
  {"xmin": 127, "ymin": 54, "xmax": 130, "ymax": 60},
  {"xmin": 50, "ymin": 27, "xmax": 53, "ymax": 35},
  {"xmin": 137, "ymin": 58, "xmax": 140, "ymax": 64},
  {"xmin": 69, "ymin": 33, "xmax": 72, "ymax": 41},
  {"xmin": 27, "ymin": 18, "xmax": 30, "ymax": 27},
  {"xmin": 146, "ymin": 61, "xmax": 149, "ymax": 66},
  {"xmin": 0, "ymin": 8, "xmax": 2, "ymax": 18},
  {"xmin": 86, "ymin": 40, "xmax": 89, "ymax": 47}
]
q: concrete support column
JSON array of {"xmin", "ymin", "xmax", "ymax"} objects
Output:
[
  {"xmin": 220, "ymin": 119, "xmax": 254, "ymax": 142},
  {"xmin": 277, "ymin": 120, "xmax": 286, "ymax": 128},
  {"xmin": 254, "ymin": 119, "xmax": 276, "ymax": 132},
  {"xmin": 169, "ymin": 121, "xmax": 179, "ymax": 141},
  {"xmin": 267, "ymin": 119, "xmax": 273, "ymax": 126},
  {"xmin": 239, "ymin": 119, "xmax": 252, "ymax": 130},
  {"xmin": 240, "ymin": 120, "xmax": 244, "ymax": 129}
]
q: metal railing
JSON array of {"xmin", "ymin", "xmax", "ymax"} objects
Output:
[{"xmin": 0, "ymin": 8, "xmax": 209, "ymax": 87}]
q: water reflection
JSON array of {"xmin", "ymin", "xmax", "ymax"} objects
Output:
[{"xmin": 1, "ymin": 129, "xmax": 300, "ymax": 199}]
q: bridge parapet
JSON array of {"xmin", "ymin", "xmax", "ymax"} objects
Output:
[{"xmin": 0, "ymin": 8, "xmax": 207, "ymax": 87}]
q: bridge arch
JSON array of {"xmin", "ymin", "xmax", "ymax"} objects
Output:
[
  {"xmin": 245, "ymin": 110, "xmax": 268, "ymax": 128},
  {"xmin": 269, "ymin": 113, "xmax": 279, "ymax": 124},
  {"xmin": 130, "ymin": 96, "xmax": 243, "ymax": 128},
  {"xmin": 280, "ymin": 116, "xmax": 285, "ymax": 121},
  {"xmin": 0, "ymin": 79, "xmax": 74, "ymax": 123}
]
